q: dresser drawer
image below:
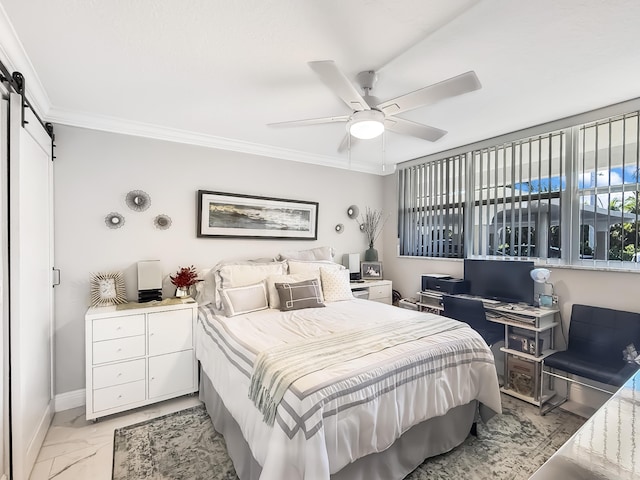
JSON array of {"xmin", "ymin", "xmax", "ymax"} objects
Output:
[
  {"xmin": 93, "ymin": 380, "xmax": 145, "ymax": 413},
  {"xmin": 93, "ymin": 358, "xmax": 145, "ymax": 389},
  {"xmin": 93, "ymin": 314, "xmax": 145, "ymax": 341},
  {"xmin": 148, "ymin": 309, "xmax": 193, "ymax": 356},
  {"xmin": 93, "ymin": 335, "xmax": 145, "ymax": 364},
  {"xmin": 368, "ymin": 284, "xmax": 391, "ymax": 300}
]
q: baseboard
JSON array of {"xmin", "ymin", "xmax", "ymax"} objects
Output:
[{"xmin": 54, "ymin": 389, "xmax": 86, "ymax": 412}]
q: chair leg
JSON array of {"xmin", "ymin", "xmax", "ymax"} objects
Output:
[{"xmin": 539, "ymin": 365, "xmax": 568, "ymax": 416}]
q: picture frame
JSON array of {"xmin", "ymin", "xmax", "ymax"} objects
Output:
[
  {"xmin": 197, "ymin": 190, "xmax": 318, "ymax": 240},
  {"xmin": 89, "ymin": 271, "xmax": 127, "ymax": 307},
  {"xmin": 361, "ymin": 261, "xmax": 383, "ymax": 280}
]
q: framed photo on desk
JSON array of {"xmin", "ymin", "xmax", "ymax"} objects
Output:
[{"xmin": 361, "ymin": 261, "xmax": 383, "ymax": 280}]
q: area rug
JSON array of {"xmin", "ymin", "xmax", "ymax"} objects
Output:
[{"xmin": 112, "ymin": 395, "xmax": 585, "ymax": 480}]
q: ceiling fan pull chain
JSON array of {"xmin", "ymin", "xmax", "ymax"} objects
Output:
[{"xmin": 382, "ymin": 131, "xmax": 386, "ymax": 173}]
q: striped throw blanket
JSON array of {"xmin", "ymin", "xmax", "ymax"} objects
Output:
[{"xmin": 249, "ymin": 315, "xmax": 465, "ymax": 425}]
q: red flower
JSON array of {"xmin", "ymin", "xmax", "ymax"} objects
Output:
[{"xmin": 170, "ymin": 266, "xmax": 199, "ymax": 288}]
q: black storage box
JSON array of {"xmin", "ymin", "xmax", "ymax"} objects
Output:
[
  {"xmin": 421, "ymin": 274, "xmax": 452, "ymax": 291},
  {"xmin": 433, "ymin": 278, "xmax": 470, "ymax": 295}
]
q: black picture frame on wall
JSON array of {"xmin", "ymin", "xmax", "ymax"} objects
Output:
[{"xmin": 197, "ymin": 190, "xmax": 319, "ymax": 240}]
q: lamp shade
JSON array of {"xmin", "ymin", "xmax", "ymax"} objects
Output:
[{"xmin": 530, "ymin": 268, "xmax": 551, "ymax": 283}]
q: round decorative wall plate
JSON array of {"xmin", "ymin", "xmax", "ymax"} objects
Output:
[
  {"xmin": 154, "ymin": 214, "xmax": 172, "ymax": 230},
  {"xmin": 335, "ymin": 223, "xmax": 344, "ymax": 233},
  {"xmin": 125, "ymin": 190, "xmax": 151, "ymax": 212},
  {"xmin": 105, "ymin": 212, "xmax": 125, "ymax": 229},
  {"xmin": 347, "ymin": 205, "xmax": 359, "ymax": 219}
]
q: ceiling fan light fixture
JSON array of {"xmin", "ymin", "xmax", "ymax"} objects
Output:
[{"xmin": 348, "ymin": 110, "xmax": 385, "ymax": 140}]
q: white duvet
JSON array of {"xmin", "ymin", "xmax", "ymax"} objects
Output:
[{"xmin": 195, "ymin": 298, "xmax": 502, "ymax": 480}]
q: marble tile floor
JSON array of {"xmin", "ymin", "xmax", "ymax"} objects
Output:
[{"xmin": 29, "ymin": 395, "xmax": 202, "ymax": 480}]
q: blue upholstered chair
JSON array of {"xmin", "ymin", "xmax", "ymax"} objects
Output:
[
  {"xmin": 442, "ymin": 295, "xmax": 504, "ymax": 346},
  {"xmin": 541, "ymin": 303, "xmax": 640, "ymax": 414}
]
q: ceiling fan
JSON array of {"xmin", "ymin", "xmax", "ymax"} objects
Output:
[{"xmin": 268, "ymin": 60, "xmax": 482, "ymax": 152}]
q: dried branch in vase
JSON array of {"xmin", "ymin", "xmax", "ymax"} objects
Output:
[{"xmin": 359, "ymin": 207, "xmax": 388, "ymax": 247}]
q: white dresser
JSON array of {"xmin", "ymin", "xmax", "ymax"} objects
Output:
[{"xmin": 85, "ymin": 300, "xmax": 198, "ymax": 420}]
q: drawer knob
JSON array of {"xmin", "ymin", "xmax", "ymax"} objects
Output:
[
  {"xmin": 116, "ymin": 326, "xmax": 122, "ymax": 330},
  {"xmin": 117, "ymin": 373, "xmax": 122, "ymax": 377},
  {"xmin": 117, "ymin": 348, "xmax": 122, "ymax": 352},
  {"xmin": 118, "ymin": 395, "xmax": 123, "ymax": 399}
]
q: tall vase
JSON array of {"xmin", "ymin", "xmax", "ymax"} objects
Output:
[{"xmin": 365, "ymin": 243, "xmax": 378, "ymax": 261}]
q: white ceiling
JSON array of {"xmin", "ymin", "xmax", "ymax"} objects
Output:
[{"xmin": 1, "ymin": 0, "xmax": 640, "ymax": 174}]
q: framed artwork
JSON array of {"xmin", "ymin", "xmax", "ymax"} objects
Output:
[
  {"xmin": 197, "ymin": 190, "xmax": 318, "ymax": 239},
  {"xmin": 361, "ymin": 261, "xmax": 383, "ymax": 280},
  {"xmin": 90, "ymin": 271, "xmax": 127, "ymax": 307}
]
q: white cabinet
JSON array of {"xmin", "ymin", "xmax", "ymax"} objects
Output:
[
  {"xmin": 85, "ymin": 300, "xmax": 198, "ymax": 420},
  {"xmin": 350, "ymin": 279, "xmax": 393, "ymax": 304}
]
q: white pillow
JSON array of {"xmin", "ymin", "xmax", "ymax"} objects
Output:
[
  {"xmin": 214, "ymin": 261, "xmax": 287, "ymax": 309},
  {"xmin": 221, "ymin": 282, "xmax": 268, "ymax": 317},
  {"xmin": 288, "ymin": 260, "xmax": 344, "ymax": 277},
  {"xmin": 266, "ymin": 273, "xmax": 322, "ymax": 309},
  {"xmin": 278, "ymin": 246, "xmax": 334, "ymax": 262},
  {"xmin": 320, "ymin": 267, "xmax": 354, "ymax": 302},
  {"xmin": 193, "ymin": 268, "xmax": 215, "ymax": 306}
]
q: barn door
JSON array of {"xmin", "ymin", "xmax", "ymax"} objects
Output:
[{"xmin": 8, "ymin": 91, "xmax": 54, "ymax": 480}]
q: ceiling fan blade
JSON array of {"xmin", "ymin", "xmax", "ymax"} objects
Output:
[
  {"xmin": 337, "ymin": 133, "xmax": 359, "ymax": 153},
  {"xmin": 308, "ymin": 61, "xmax": 370, "ymax": 112},
  {"xmin": 268, "ymin": 115, "xmax": 350, "ymax": 128},
  {"xmin": 384, "ymin": 117, "xmax": 447, "ymax": 142},
  {"xmin": 377, "ymin": 71, "xmax": 481, "ymax": 116}
]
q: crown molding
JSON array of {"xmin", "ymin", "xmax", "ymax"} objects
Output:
[
  {"xmin": 47, "ymin": 106, "xmax": 394, "ymax": 175},
  {"xmin": 0, "ymin": 2, "xmax": 51, "ymax": 118}
]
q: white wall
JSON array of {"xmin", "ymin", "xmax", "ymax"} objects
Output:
[{"xmin": 53, "ymin": 125, "xmax": 384, "ymax": 395}]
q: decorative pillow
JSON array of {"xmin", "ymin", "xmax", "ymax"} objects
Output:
[
  {"xmin": 266, "ymin": 273, "xmax": 322, "ymax": 309},
  {"xmin": 193, "ymin": 267, "xmax": 215, "ymax": 306},
  {"xmin": 275, "ymin": 279, "xmax": 325, "ymax": 311},
  {"xmin": 277, "ymin": 246, "xmax": 334, "ymax": 262},
  {"xmin": 320, "ymin": 267, "xmax": 354, "ymax": 302},
  {"xmin": 213, "ymin": 260, "xmax": 287, "ymax": 310},
  {"xmin": 288, "ymin": 260, "xmax": 345, "ymax": 277},
  {"xmin": 221, "ymin": 282, "xmax": 268, "ymax": 317}
]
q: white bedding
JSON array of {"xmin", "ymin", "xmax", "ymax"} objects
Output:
[{"xmin": 195, "ymin": 298, "xmax": 502, "ymax": 480}]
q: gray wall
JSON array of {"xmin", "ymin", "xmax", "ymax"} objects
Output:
[{"xmin": 53, "ymin": 125, "xmax": 384, "ymax": 395}]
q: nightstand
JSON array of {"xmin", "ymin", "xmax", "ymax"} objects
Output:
[{"xmin": 350, "ymin": 279, "xmax": 393, "ymax": 304}]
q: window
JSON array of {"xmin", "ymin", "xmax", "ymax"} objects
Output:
[
  {"xmin": 577, "ymin": 113, "xmax": 640, "ymax": 264},
  {"xmin": 397, "ymin": 106, "xmax": 640, "ymax": 270},
  {"xmin": 398, "ymin": 155, "xmax": 465, "ymax": 257}
]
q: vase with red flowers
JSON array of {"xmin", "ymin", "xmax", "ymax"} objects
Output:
[{"xmin": 170, "ymin": 265, "xmax": 199, "ymax": 298}]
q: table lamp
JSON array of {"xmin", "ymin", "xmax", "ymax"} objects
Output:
[{"xmin": 530, "ymin": 268, "xmax": 554, "ymax": 307}]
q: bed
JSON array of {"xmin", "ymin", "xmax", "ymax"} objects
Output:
[{"xmin": 193, "ymin": 257, "xmax": 502, "ymax": 480}]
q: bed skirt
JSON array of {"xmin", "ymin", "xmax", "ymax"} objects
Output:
[{"xmin": 199, "ymin": 370, "xmax": 477, "ymax": 480}]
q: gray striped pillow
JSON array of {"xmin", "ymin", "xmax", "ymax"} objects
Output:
[{"xmin": 275, "ymin": 279, "xmax": 325, "ymax": 311}]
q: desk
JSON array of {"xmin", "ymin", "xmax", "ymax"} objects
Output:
[
  {"xmin": 417, "ymin": 289, "xmax": 559, "ymax": 407},
  {"xmin": 530, "ymin": 369, "xmax": 640, "ymax": 479},
  {"xmin": 350, "ymin": 279, "xmax": 392, "ymax": 304}
]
